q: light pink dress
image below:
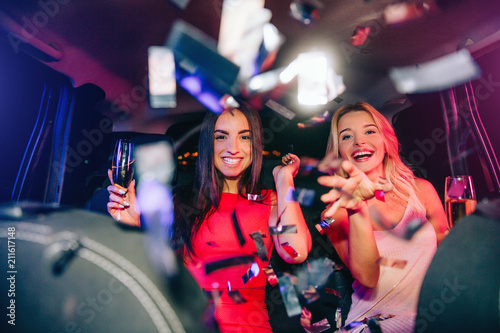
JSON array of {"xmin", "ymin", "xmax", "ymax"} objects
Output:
[{"xmin": 344, "ymin": 203, "xmax": 437, "ymax": 333}]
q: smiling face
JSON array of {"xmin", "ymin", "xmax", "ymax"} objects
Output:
[
  {"xmin": 213, "ymin": 109, "xmax": 253, "ymax": 191},
  {"xmin": 337, "ymin": 111, "xmax": 386, "ymax": 178}
]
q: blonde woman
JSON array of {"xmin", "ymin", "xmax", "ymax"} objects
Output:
[{"xmin": 318, "ymin": 102, "xmax": 448, "ymax": 332}]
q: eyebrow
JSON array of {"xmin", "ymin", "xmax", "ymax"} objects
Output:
[
  {"xmin": 339, "ymin": 124, "xmax": 377, "ymax": 136},
  {"xmin": 214, "ymin": 129, "xmax": 251, "ymax": 135}
]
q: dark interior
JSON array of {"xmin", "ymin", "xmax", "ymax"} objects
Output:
[{"xmin": 0, "ymin": 1, "xmax": 499, "ymax": 332}]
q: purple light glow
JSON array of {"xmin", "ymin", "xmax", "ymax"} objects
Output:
[
  {"xmin": 180, "ymin": 75, "xmax": 202, "ymax": 95},
  {"xmin": 198, "ymin": 92, "xmax": 223, "ymax": 113}
]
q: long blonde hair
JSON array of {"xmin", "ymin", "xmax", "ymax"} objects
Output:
[{"xmin": 326, "ymin": 102, "xmax": 425, "ymax": 212}]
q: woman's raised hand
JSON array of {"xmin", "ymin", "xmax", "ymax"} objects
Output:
[
  {"xmin": 272, "ymin": 153, "xmax": 300, "ymax": 182},
  {"xmin": 317, "ymin": 159, "xmax": 392, "ymax": 217},
  {"xmin": 107, "ymin": 169, "xmax": 141, "ymax": 227}
]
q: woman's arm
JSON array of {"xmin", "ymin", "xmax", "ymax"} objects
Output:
[
  {"xmin": 318, "ymin": 161, "xmax": 380, "ymax": 288},
  {"xmin": 415, "ymin": 178, "xmax": 449, "ymax": 245},
  {"xmin": 270, "ymin": 154, "xmax": 312, "ymax": 264}
]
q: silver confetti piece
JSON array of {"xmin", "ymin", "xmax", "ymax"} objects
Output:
[
  {"xmin": 251, "ymin": 231, "xmax": 269, "ymax": 261},
  {"xmin": 376, "ymin": 257, "xmax": 407, "ymax": 269},
  {"xmin": 269, "ymin": 225, "xmax": 297, "ymax": 235}
]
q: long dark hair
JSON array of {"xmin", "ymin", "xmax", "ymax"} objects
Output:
[{"xmin": 173, "ymin": 101, "xmax": 264, "ymax": 258}]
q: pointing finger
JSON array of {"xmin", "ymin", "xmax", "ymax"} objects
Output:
[{"xmin": 317, "ymin": 175, "xmax": 348, "ymax": 188}]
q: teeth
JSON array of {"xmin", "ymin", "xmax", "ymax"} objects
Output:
[
  {"xmin": 354, "ymin": 151, "xmax": 372, "ymax": 158},
  {"xmin": 223, "ymin": 158, "xmax": 241, "ymax": 164}
]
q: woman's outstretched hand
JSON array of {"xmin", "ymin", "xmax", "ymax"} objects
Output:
[
  {"xmin": 106, "ymin": 169, "xmax": 141, "ymax": 227},
  {"xmin": 317, "ymin": 159, "xmax": 393, "ymax": 217}
]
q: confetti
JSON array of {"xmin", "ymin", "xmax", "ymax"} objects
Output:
[
  {"xmin": 446, "ymin": 178, "xmax": 467, "ymax": 198},
  {"xmin": 290, "ymin": 0, "xmax": 321, "ymax": 26},
  {"xmin": 302, "ymin": 285, "xmax": 320, "ymax": 303},
  {"xmin": 250, "ymin": 231, "xmax": 269, "ymax": 261},
  {"xmin": 384, "ymin": 2, "xmax": 431, "ymax": 25},
  {"xmin": 351, "ymin": 25, "xmax": 371, "ymax": 46},
  {"xmin": 303, "ymin": 318, "xmax": 331, "ymax": 333},
  {"xmin": 370, "ymin": 205, "xmax": 426, "ymax": 240},
  {"xmin": 315, "ymin": 224, "xmax": 325, "ymax": 235},
  {"xmin": 263, "ymin": 264, "xmax": 279, "ymax": 286},
  {"xmin": 297, "ymin": 111, "xmax": 331, "ymax": 129},
  {"xmin": 232, "ymin": 210, "xmax": 246, "ymax": 246},
  {"xmin": 277, "ymin": 273, "xmax": 302, "ymax": 317},
  {"xmin": 202, "ymin": 299, "xmax": 217, "ymax": 330},
  {"xmin": 369, "ymin": 206, "xmax": 395, "ymax": 231},
  {"xmin": 203, "ymin": 289, "xmax": 222, "ymax": 300},
  {"xmin": 362, "ymin": 314, "xmax": 395, "ymax": 323},
  {"xmin": 334, "ymin": 263, "xmax": 345, "ymax": 271},
  {"xmin": 344, "ymin": 321, "xmax": 364, "ymax": 330},
  {"xmin": 281, "ymin": 242, "xmax": 300, "ymax": 258},
  {"xmin": 367, "ymin": 318, "xmax": 383, "ymax": 333},
  {"xmin": 269, "ymin": 225, "xmax": 297, "ymax": 235},
  {"xmin": 285, "ymin": 187, "xmax": 298, "ymax": 202},
  {"xmin": 389, "ymin": 49, "xmax": 481, "ymax": 94},
  {"xmin": 285, "ymin": 187, "xmax": 316, "ymax": 207},
  {"xmin": 47, "ymin": 237, "xmax": 81, "ymax": 276},
  {"xmin": 228, "ymin": 290, "xmax": 247, "ymax": 304},
  {"xmin": 204, "ymin": 256, "xmax": 254, "ymax": 274},
  {"xmin": 298, "ymin": 157, "xmax": 320, "ymax": 176},
  {"xmin": 294, "ymin": 258, "xmax": 335, "ymax": 294},
  {"xmin": 325, "ymin": 288, "xmax": 342, "ymax": 298},
  {"xmin": 376, "ymin": 257, "xmax": 407, "ymax": 269},
  {"xmin": 335, "ymin": 307, "xmax": 342, "ymax": 330},
  {"xmin": 265, "ymin": 99, "xmax": 296, "ymax": 120},
  {"xmin": 249, "ymin": 232, "xmax": 267, "ymax": 238},
  {"xmin": 315, "ymin": 217, "xmax": 335, "ymax": 234},
  {"xmin": 294, "ymin": 188, "xmax": 316, "ymax": 207},
  {"xmin": 242, "ymin": 262, "xmax": 260, "ymax": 284},
  {"xmin": 219, "ymin": 94, "xmax": 240, "ymax": 109},
  {"xmin": 247, "ymin": 193, "xmax": 264, "ymax": 201},
  {"xmin": 401, "ymin": 218, "xmax": 425, "ymax": 240}
]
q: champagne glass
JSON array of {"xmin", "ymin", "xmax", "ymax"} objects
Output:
[
  {"xmin": 111, "ymin": 139, "xmax": 135, "ymax": 192},
  {"xmin": 444, "ymin": 175, "xmax": 477, "ymax": 228}
]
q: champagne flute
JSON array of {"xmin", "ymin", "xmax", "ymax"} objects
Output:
[
  {"xmin": 111, "ymin": 139, "xmax": 135, "ymax": 192},
  {"xmin": 444, "ymin": 175, "xmax": 477, "ymax": 228}
]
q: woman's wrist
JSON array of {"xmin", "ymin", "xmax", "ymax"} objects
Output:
[
  {"xmin": 346, "ymin": 200, "xmax": 369, "ymax": 216},
  {"xmin": 274, "ymin": 171, "xmax": 294, "ymax": 188}
]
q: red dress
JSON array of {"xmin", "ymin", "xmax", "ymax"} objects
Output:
[{"xmin": 185, "ymin": 191, "xmax": 275, "ymax": 333}]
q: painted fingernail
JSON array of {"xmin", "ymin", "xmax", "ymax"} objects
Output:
[
  {"xmin": 118, "ymin": 189, "xmax": 126, "ymax": 195},
  {"xmin": 123, "ymin": 201, "xmax": 130, "ymax": 206},
  {"xmin": 119, "ymin": 204, "xmax": 125, "ymax": 208},
  {"xmin": 374, "ymin": 190, "xmax": 385, "ymax": 202}
]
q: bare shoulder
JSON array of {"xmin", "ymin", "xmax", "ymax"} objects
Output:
[
  {"xmin": 414, "ymin": 177, "xmax": 436, "ymax": 192},
  {"xmin": 414, "ymin": 178, "xmax": 439, "ymax": 200},
  {"xmin": 414, "ymin": 178, "xmax": 449, "ymax": 242}
]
